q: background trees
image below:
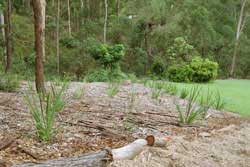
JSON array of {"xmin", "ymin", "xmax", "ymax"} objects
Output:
[{"xmin": 0, "ymin": 0, "xmax": 250, "ymax": 79}]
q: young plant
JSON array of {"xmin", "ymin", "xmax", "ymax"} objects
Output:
[
  {"xmin": 199, "ymin": 88, "xmax": 214, "ymax": 118},
  {"xmin": 106, "ymin": 83, "xmax": 119, "ymax": 98},
  {"xmin": 175, "ymin": 86, "xmax": 203, "ymax": 124},
  {"xmin": 214, "ymin": 90, "xmax": 226, "ymax": 110},
  {"xmin": 25, "ymin": 82, "xmax": 67, "ymax": 141},
  {"xmin": 73, "ymin": 87, "xmax": 85, "ymax": 99},
  {"xmin": 180, "ymin": 88, "xmax": 189, "ymax": 99},
  {"xmin": 0, "ymin": 74, "xmax": 20, "ymax": 92},
  {"xmin": 164, "ymin": 83, "xmax": 178, "ymax": 95},
  {"xmin": 150, "ymin": 81, "xmax": 163, "ymax": 100}
]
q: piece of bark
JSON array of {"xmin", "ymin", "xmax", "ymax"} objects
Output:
[
  {"xmin": 13, "ymin": 150, "xmax": 112, "ymax": 167},
  {"xmin": 0, "ymin": 138, "xmax": 15, "ymax": 151}
]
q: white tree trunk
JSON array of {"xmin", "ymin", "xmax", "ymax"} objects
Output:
[
  {"xmin": 0, "ymin": 12, "xmax": 6, "ymax": 62},
  {"xmin": 67, "ymin": 0, "xmax": 71, "ymax": 37},
  {"xmin": 230, "ymin": 0, "xmax": 247, "ymax": 77},
  {"xmin": 41, "ymin": 0, "xmax": 46, "ymax": 61},
  {"xmin": 104, "ymin": 0, "xmax": 108, "ymax": 43},
  {"xmin": 56, "ymin": 0, "xmax": 60, "ymax": 74}
]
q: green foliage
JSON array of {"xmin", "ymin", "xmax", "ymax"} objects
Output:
[
  {"xmin": 106, "ymin": 83, "xmax": 119, "ymax": 98},
  {"xmin": 163, "ymin": 83, "xmax": 178, "ymax": 95},
  {"xmin": 89, "ymin": 43, "xmax": 125, "ymax": 69},
  {"xmin": 25, "ymin": 83, "xmax": 67, "ymax": 141},
  {"xmin": 167, "ymin": 57, "xmax": 218, "ymax": 83},
  {"xmin": 85, "ymin": 68, "xmax": 127, "ymax": 83},
  {"xmin": 176, "ymin": 86, "xmax": 203, "ymax": 124},
  {"xmin": 0, "ymin": 74, "xmax": 20, "ymax": 92},
  {"xmin": 214, "ymin": 90, "xmax": 226, "ymax": 110},
  {"xmin": 180, "ymin": 88, "xmax": 189, "ymax": 99},
  {"xmin": 199, "ymin": 88, "xmax": 214, "ymax": 118},
  {"xmin": 85, "ymin": 69, "xmax": 110, "ymax": 82},
  {"xmin": 167, "ymin": 37, "xmax": 196, "ymax": 64},
  {"xmin": 73, "ymin": 87, "xmax": 85, "ymax": 100},
  {"xmin": 152, "ymin": 56, "xmax": 165, "ymax": 77},
  {"xmin": 189, "ymin": 57, "xmax": 218, "ymax": 83}
]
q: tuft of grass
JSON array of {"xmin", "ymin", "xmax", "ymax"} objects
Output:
[
  {"xmin": 73, "ymin": 87, "xmax": 85, "ymax": 99},
  {"xmin": 176, "ymin": 86, "xmax": 203, "ymax": 124},
  {"xmin": 214, "ymin": 90, "xmax": 226, "ymax": 110},
  {"xmin": 24, "ymin": 82, "xmax": 67, "ymax": 141},
  {"xmin": 0, "ymin": 74, "xmax": 20, "ymax": 92},
  {"xmin": 199, "ymin": 88, "xmax": 214, "ymax": 118},
  {"xmin": 180, "ymin": 88, "xmax": 189, "ymax": 99},
  {"xmin": 106, "ymin": 83, "xmax": 119, "ymax": 98},
  {"xmin": 164, "ymin": 83, "xmax": 178, "ymax": 95}
]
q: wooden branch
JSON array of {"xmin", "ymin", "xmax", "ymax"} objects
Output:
[
  {"xmin": 0, "ymin": 137, "xmax": 15, "ymax": 151},
  {"xmin": 13, "ymin": 136, "xmax": 167, "ymax": 167},
  {"xmin": 13, "ymin": 150, "xmax": 112, "ymax": 167}
]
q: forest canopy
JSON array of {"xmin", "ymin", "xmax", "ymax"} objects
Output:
[{"xmin": 0, "ymin": 0, "xmax": 250, "ymax": 81}]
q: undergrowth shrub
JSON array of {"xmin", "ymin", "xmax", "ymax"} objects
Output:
[
  {"xmin": 167, "ymin": 57, "xmax": 218, "ymax": 83},
  {"xmin": 25, "ymin": 83, "xmax": 68, "ymax": 141},
  {"xmin": 0, "ymin": 74, "xmax": 20, "ymax": 92},
  {"xmin": 85, "ymin": 68, "xmax": 127, "ymax": 82}
]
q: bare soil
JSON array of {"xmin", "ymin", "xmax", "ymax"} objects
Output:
[{"xmin": 0, "ymin": 82, "xmax": 249, "ymax": 167}]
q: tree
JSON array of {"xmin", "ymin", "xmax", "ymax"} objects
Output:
[
  {"xmin": 0, "ymin": 9, "xmax": 5, "ymax": 63},
  {"xmin": 4, "ymin": 0, "xmax": 12, "ymax": 73},
  {"xmin": 56, "ymin": 0, "xmax": 60, "ymax": 74},
  {"xmin": 230, "ymin": 0, "xmax": 248, "ymax": 77},
  {"xmin": 32, "ymin": 0, "xmax": 46, "ymax": 93},
  {"xmin": 103, "ymin": 0, "xmax": 108, "ymax": 43},
  {"xmin": 67, "ymin": 0, "xmax": 71, "ymax": 37}
]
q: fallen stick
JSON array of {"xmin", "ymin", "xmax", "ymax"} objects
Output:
[
  {"xmin": 13, "ymin": 136, "xmax": 167, "ymax": 167},
  {"xmin": 0, "ymin": 138, "xmax": 16, "ymax": 151}
]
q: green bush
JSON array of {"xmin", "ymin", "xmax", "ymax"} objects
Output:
[
  {"xmin": 85, "ymin": 68, "xmax": 127, "ymax": 82},
  {"xmin": 89, "ymin": 43, "xmax": 125, "ymax": 69},
  {"xmin": 0, "ymin": 74, "xmax": 20, "ymax": 92},
  {"xmin": 152, "ymin": 57, "xmax": 165, "ymax": 77},
  {"xmin": 167, "ymin": 57, "xmax": 218, "ymax": 83}
]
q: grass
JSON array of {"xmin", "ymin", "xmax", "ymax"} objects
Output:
[{"xmin": 174, "ymin": 80, "xmax": 250, "ymax": 117}]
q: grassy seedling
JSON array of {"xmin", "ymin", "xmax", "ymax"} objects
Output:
[
  {"xmin": 164, "ymin": 83, "xmax": 178, "ymax": 95},
  {"xmin": 180, "ymin": 88, "xmax": 189, "ymax": 99},
  {"xmin": 214, "ymin": 90, "xmax": 226, "ymax": 110},
  {"xmin": 106, "ymin": 83, "xmax": 119, "ymax": 98},
  {"xmin": 199, "ymin": 88, "xmax": 214, "ymax": 118},
  {"xmin": 0, "ymin": 74, "xmax": 20, "ymax": 92},
  {"xmin": 25, "ymin": 82, "xmax": 67, "ymax": 141},
  {"xmin": 175, "ymin": 86, "xmax": 203, "ymax": 124},
  {"xmin": 73, "ymin": 87, "xmax": 85, "ymax": 99},
  {"xmin": 150, "ymin": 81, "xmax": 163, "ymax": 100}
]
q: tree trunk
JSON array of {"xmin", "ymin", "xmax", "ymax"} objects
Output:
[
  {"xmin": 13, "ymin": 136, "xmax": 165, "ymax": 167},
  {"xmin": 32, "ymin": 0, "xmax": 46, "ymax": 93},
  {"xmin": 4, "ymin": 0, "xmax": 12, "ymax": 73},
  {"xmin": 56, "ymin": 0, "xmax": 60, "ymax": 74},
  {"xmin": 67, "ymin": 0, "xmax": 71, "ymax": 37},
  {"xmin": 103, "ymin": 0, "xmax": 108, "ymax": 43},
  {"xmin": 230, "ymin": 0, "xmax": 247, "ymax": 77},
  {"xmin": 14, "ymin": 150, "xmax": 112, "ymax": 167},
  {"xmin": 0, "ymin": 12, "xmax": 6, "ymax": 64},
  {"xmin": 116, "ymin": 0, "xmax": 120, "ymax": 16}
]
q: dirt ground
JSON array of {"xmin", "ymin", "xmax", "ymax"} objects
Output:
[{"xmin": 0, "ymin": 82, "xmax": 249, "ymax": 167}]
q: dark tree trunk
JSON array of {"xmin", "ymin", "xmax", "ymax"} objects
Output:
[
  {"xmin": 32, "ymin": 0, "xmax": 46, "ymax": 93},
  {"xmin": 4, "ymin": 0, "xmax": 12, "ymax": 73}
]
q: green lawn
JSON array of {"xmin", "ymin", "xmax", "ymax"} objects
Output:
[{"xmin": 174, "ymin": 80, "xmax": 250, "ymax": 117}]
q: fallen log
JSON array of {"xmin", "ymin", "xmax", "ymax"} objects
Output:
[
  {"xmin": 13, "ymin": 136, "xmax": 168, "ymax": 167},
  {"xmin": 13, "ymin": 150, "xmax": 112, "ymax": 167}
]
